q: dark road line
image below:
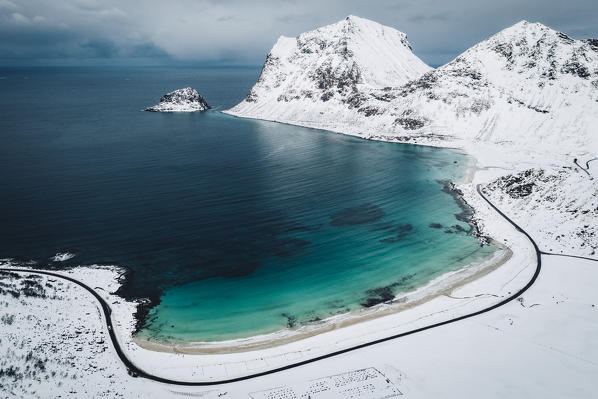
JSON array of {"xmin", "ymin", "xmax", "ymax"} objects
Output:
[
  {"xmin": 573, "ymin": 157, "xmax": 595, "ymax": 178},
  {"xmin": 0, "ymin": 184, "xmax": 542, "ymax": 386},
  {"xmin": 539, "ymin": 251, "xmax": 598, "ymax": 262}
]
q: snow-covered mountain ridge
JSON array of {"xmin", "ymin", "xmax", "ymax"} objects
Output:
[
  {"xmin": 226, "ymin": 19, "xmax": 598, "ymax": 157},
  {"xmin": 226, "ymin": 17, "xmax": 598, "ymax": 258},
  {"xmin": 226, "ymin": 16, "xmax": 431, "ymax": 128},
  {"xmin": 369, "ymin": 20, "xmax": 598, "ymax": 153}
]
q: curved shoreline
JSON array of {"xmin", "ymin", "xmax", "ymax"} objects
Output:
[
  {"xmin": 133, "ymin": 245, "xmax": 511, "ymax": 354},
  {"xmin": 0, "ymin": 183, "xmax": 542, "ymax": 386}
]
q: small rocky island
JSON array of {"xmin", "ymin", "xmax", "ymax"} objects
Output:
[{"xmin": 145, "ymin": 87, "xmax": 210, "ymax": 112}]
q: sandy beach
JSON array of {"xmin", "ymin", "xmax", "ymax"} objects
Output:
[{"xmin": 132, "ymin": 243, "xmax": 512, "ymax": 355}]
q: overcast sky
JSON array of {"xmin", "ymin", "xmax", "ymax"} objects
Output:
[{"xmin": 1, "ymin": 0, "xmax": 597, "ymax": 67}]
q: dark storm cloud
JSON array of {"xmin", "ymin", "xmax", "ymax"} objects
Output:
[{"xmin": 0, "ymin": 0, "xmax": 596, "ymax": 66}]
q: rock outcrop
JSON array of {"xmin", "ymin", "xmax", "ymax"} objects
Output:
[{"xmin": 145, "ymin": 87, "xmax": 210, "ymax": 112}]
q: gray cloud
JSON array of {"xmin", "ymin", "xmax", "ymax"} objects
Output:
[{"xmin": 0, "ymin": 0, "xmax": 596, "ymax": 66}]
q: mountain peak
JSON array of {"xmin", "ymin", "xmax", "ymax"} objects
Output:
[
  {"xmin": 489, "ymin": 20, "xmax": 574, "ymax": 46},
  {"xmin": 226, "ymin": 17, "xmax": 597, "ymax": 157},
  {"xmin": 310, "ymin": 15, "xmax": 402, "ymax": 39},
  {"xmin": 454, "ymin": 19, "xmax": 595, "ymax": 78},
  {"xmin": 510, "ymin": 20, "xmax": 550, "ymax": 32},
  {"xmin": 227, "ymin": 16, "xmax": 430, "ymax": 116},
  {"xmin": 343, "ymin": 15, "xmax": 376, "ymax": 26},
  {"xmin": 268, "ymin": 16, "xmax": 430, "ymax": 88}
]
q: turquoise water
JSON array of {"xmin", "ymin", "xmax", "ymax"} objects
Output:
[
  {"xmin": 139, "ymin": 124, "xmax": 495, "ymax": 343},
  {"xmin": 0, "ymin": 67, "xmax": 496, "ymax": 343}
]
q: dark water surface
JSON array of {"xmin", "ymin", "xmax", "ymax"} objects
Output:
[{"xmin": 0, "ymin": 67, "xmax": 495, "ymax": 342}]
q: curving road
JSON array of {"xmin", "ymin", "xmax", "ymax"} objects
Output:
[
  {"xmin": 573, "ymin": 157, "xmax": 597, "ymax": 178},
  {"xmin": 0, "ymin": 183, "xmax": 542, "ymax": 386},
  {"xmin": 539, "ymin": 252, "xmax": 598, "ymax": 263}
]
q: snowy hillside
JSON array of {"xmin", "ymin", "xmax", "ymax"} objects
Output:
[
  {"xmin": 227, "ymin": 18, "xmax": 598, "ymax": 259},
  {"xmin": 369, "ymin": 20, "xmax": 598, "ymax": 153},
  {"xmin": 225, "ymin": 16, "xmax": 431, "ymax": 126},
  {"xmin": 227, "ymin": 20, "xmax": 598, "ymax": 156},
  {"xmin": 482, "ymin": 164, "xmax": 597, "ymax": 257}
]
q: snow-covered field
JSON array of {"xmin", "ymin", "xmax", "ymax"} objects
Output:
[
  {"xmin": 0, "ymin": 268, "xmax": 156, "ymax": 398},
  {"xmin": 483, "ymin": 161, "xmax": 597, "ymax": 257},
  {"xmin": 1, "ymin": 255, "xmax": 596, "ymax": 398},
  {"xmin": 1, "ymin": 15, "xmax": 596, "ymax": 398}
]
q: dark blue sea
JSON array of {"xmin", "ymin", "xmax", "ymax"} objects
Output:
[{"xmin": 0, "ymin": 67, "xmax": 496, "ymax": 342}]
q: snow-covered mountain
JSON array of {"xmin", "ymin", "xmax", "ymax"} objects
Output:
[
  {"xmin": 225, "ymin": 16, "xmax": 431, "ymax": 127},
  {"xmin": 227, "ymin": 19, "xmax": 598, "ymax": 156},
  {"xmin": 145, "ymin": 87, "xmax": 210, "ymax": 112}
]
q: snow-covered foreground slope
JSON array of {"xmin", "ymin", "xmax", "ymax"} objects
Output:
[
  {"xmin": 225, "ymin": 16, "xmax": 431, "ymax": 127},
  {"xmin": 0, "ymin": 269, "xmax": 161, "ymax": 398},
  {"xmin": 2, "ymin": 255, "xmax": 596, "ymax": 398},
  {"xmin": 227, "ymin": 19, "xmax": 598, "ymax": 157},
  {"xmin": 483, "ymin": 164, "xmax": 597, "ymax": 257}
]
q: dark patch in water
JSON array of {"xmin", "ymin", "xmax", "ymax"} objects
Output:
[
  {"xmin": 112, "ymin": 215, "xmax": 320, "ymax": 333},
  {"xmin": 374, "ymin": 221, "xmax": 398, "ymax": 232},
  {"xmin": 282, "ymin": 222, "xmax": 322, "ymax": 233},
  {"xmin": 361, "ymin": 286, "xmax": 395, "ymax": 307},
  {"xmin": 453, "ymin": 224, "xmax": 466, "ymax": 232},
  {"xmin": 441, "ymin": 223, "xmax": 468, "ymax": 235},
  {"xmin": 380, "ymin": 223, "xmax": 413, "ymax": 243},
  {"xmin": 281, "ymin": 313, "xmax": 297, "ymax": 328},
  {"xmin": 218, "ymin": 260, "xmax": 262, "ymax": 278},
  {"xmin": 361, "ymin": 274, "xmax": 416, "ymax": 308},
  {"xmin": 324, "ymin": 299, "xmax": 346, "ymax": 309},
  {"xmin": 274, "ymin": 238, "xmax": 311, "ymax": 258},
  {"xmin": 429, "ymin": 223, "xmax": 443, "ymax": 229},
  {"xmin": 330, "ymin": 203, "xmax": 385, "ymax": 226}
]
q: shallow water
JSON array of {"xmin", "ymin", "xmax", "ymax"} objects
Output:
[{"xmin": 0, "ymin": 67, "xmax": 496, "ymax": 342}]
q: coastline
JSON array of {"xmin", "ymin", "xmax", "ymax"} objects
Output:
[
  {"xmin": 2, "ymin": 127, "xmax": 543, "ymax": 383},
  {"xmin": 130, "ymin": 139, "xmax": 510, "ymax": 354},
  {"xmin": 2, "ymin": 15, "xmax": 596, "ymax": 393},
  {"xmin": 131, "ymin": 139, "xmax": 512, "ymax": 355},
  {"xmin": 133, "ymin": 244, "xmax": 511, "ymax": 354},
  {"xmin": 1, "ymin": 166, "xmax": 538, "ymax": 384}
]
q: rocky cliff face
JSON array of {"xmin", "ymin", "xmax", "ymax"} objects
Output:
[
  {"xmin": 366, "ymin": 20, "xmax": 598, "ymax": 152},
  {"xmin": 227, "ymin": 19, "xmax": 598, "ymax": 156},
  {"xmin": 145, "ymin": 87, "xmax": 210, "ymax": 112},
  {"xmin": 225, "ymin": 16, "xmax": 431, "ymax": 130}
]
